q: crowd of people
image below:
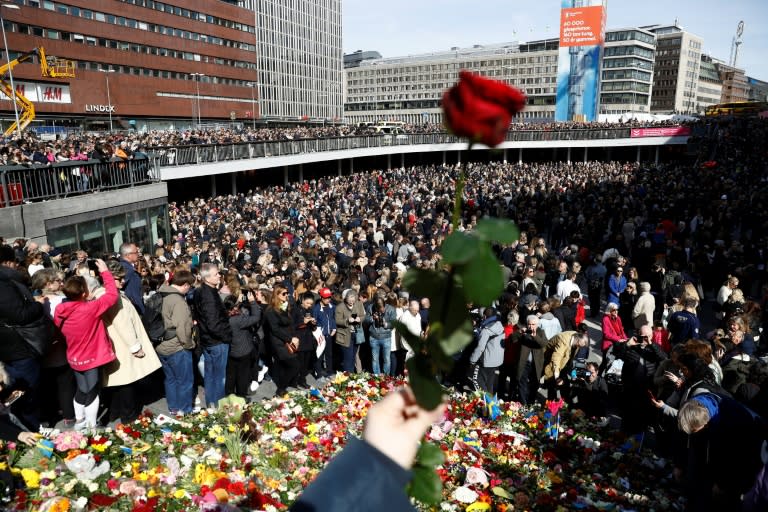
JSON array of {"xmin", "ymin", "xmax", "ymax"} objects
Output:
[
  {"xmin": 0, "ymin": 118, "xmax": 688, "ymax": 167},
  {"xmin": 0, "ymin": 113, "xmax": 767, "ymax": 508}
]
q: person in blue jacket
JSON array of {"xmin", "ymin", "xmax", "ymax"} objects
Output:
[{"xmin": 290, "ymin": 386, "xmax": 444, "ymax": 512}]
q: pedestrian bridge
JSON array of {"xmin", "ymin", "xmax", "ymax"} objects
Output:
[{"xmin": 154, "ymin": 127, "xmax": 691, "ymax": 182}]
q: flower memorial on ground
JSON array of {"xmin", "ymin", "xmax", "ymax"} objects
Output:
[{"xmin": 0, "ymin": 374, "xmax": 683, "ymax": 511}]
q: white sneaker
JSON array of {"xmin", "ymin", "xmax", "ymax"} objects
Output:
[
  {"xmin": 257, "ymin": 366, "xmax": 269, "ymax": 383},
  {"xmin": 249, "ymin": 381, "xmax": 259, "ymax": 393}
]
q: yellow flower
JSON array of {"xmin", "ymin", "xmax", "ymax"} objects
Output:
[
  {"xmin": 173, "ymin": 489, "xmax": 187, "ymax": 500},
  {"xmin": 49, "ymin": 497, "xmax": 70, "ymax": 512},
  {"xmin": 21, "ymin": 468, "xmax": 40, "ymax": 488},
  {"xmin": 227, "ymin": 424, "xmax": 237, "ymax": 433},
  {"xmin": 215, "ymin": 436, "xmax": 226, "ymax": 444},
  {"xmin": 147, "ymin": 489, "xmax": 157, "ymax": 498}
]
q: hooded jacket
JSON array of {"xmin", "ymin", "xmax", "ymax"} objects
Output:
[
  {"xmin": 470, "ymin": 317, "xmax": 505, "ymax": 368},
  {"xmin": 54, "ymin": 271, "xmax": 118, "ymax": 371},
  {"xmin": 156, "ymin": 284, "xmax": 194, "ymax": 356}
]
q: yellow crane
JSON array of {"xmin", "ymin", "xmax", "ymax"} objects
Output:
[{"xmin": 0, "ymin": 47, "xmax": 75, "ymax": 136}]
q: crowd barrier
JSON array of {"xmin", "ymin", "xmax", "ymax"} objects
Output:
[
  {"xmin": 0, "ymin": 157, "xmax": 160, "ymax": 207},
  {"xmin": 148, "ymin": 127, "xmax": 653, "ymax": 167}
]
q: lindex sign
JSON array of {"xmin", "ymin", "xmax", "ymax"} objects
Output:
[{"xmin": 85, "ymin": 104, "xmax": 116, "ymax": 113}]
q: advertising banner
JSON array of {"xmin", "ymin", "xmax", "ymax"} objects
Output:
[
  {"xmin": 630, "ymin": 126, "xmax": 692, "ymax": 138},
  {"xmin": 555, "ymin": 0, "xmax": 607, "ymax": 122},
  {"xmin": 0, "ymin": 81, "xmax": 72, "ymax": 104}
]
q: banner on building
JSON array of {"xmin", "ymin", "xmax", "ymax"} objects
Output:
[
  {"xmin": 630, "ymin": 126, "xmax": 692, "ymax": 138},
  {"xmin": 555, "ymin": 0, "xmax": 607, "ymax": 122},
  {"xmin": 0, "ymin": 81, "xmax": 72, "ymax": 104}
]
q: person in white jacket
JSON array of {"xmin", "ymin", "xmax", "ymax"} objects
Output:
[
  {"xmin": 469, "ymin": 307, "xmax": 505, "ymax": 394},
  {"xmin": 632, "ymin": 282, "xmax": 656, "ymax": 331}
]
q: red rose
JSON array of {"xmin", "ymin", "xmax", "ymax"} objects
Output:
[{"xmin": 442, "ymin": 70, "xmax": 526, "ymax": 147}]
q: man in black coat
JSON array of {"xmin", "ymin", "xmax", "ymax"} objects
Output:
[
  {"xmin": 193, "ymin": 263, "xmax": 232, "ymax": 408},
  {"xmin": 0, "ymin": 245, "xmax": 45, "ymax": 430}
]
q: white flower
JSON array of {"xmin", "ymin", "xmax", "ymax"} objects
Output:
[
  {"xmin": 451, "ymin": 486, "xmax": 479, "ymax": 503},
  {"xmin": 464, "ymin": 467, "xmax": 489, "ymax": 488}
]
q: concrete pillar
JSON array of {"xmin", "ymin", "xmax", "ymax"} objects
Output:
[
  {"xmin": 442, "ymin": 151, "xmax": 446, "ymax": 166},
  {"xmin": 552, "ymin": 147, "xmax": 558, "ymax": 160},
  {"xmin": 350, "ymin": 158, "xmax": 354, "ymax": 174},
  {"xmin": 606, "ymin": 147, "xmax": 613, "ymax": 161},
  {"xmin": 503, "ymin": 148, "xmax": 508, "ymax": 164},
  {"xmin": 566, "ymin": 147, "xmax": 571, "ymax": 164},
  {"xmin": 636, "ymin": 146, "xmax": 641, "ymax": 164},
  {"xmin": 337, "ymin": 159, "xmax": 342, "ymax": 177},
  {"xmin": 400, "ymin": 153, "xmax": 404, "ymax": 168},
  {"xmin": 298, "ymin": 164, "xmax": 303, "ymax": 183},
  {"xmin": 231, "ymin": 173, "xmax": 237, "ymax": 195},
  {"xmin": 655, "ymin": 146, "xmax": 660, "ymax": 165},
  {"xmin": 210, "ymin": 175, "xmax": 216, "ymax": 196},
  {"xmin": 283, "ymin": 166, "xmax": 289, "ymax": 186},
  {"xmin": 584, "ymin": 147, "xmax": 588, "ymax": 162},
  {"xmin": 457, "ymin": 150, "xmax": 461, "ymax": 165},
  {"xmin": 518, "ymin": 148, "xmax": 523, "ymax": 164},
  {"xmin": 387, "ymin": 153, "xmax": 391, "ymax": 171}
]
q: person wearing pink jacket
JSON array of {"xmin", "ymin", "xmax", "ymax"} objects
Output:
[
  {"xmin": 54, "ymin": 259, "xmax": 118, "ymax": 430},
  {"xmin": 601, "ymin": 302, "xmax": 628, "ymax": 353}
]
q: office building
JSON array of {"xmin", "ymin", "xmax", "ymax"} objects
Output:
[
  {"xmin": 1, "ymin": 0, "xmax": 343, "ymax": 131},
  {"xmin": 715, "ymin": 62, "xmax": 748, "ymax": 104},
  {"xmin": 696, "ymin": 55, "xmax": 723, "ymax": 113},
  {"xmin": 599, "ymin": 28, "xmax": 656, "ymax": 115},
  {"xmin": 644, "ymin": 23, "xmax": 703, "ymax": 114},
  {"xmin": 747, "ymin": 76, "xmax": 768, "ymax": 102},
  {"xmin": 344, "ymin": 40, "xmax": 560, "ymax": 125},
  {"xmin": 253, "ymin": 0, "xmax": 343, "ymax": 122}
]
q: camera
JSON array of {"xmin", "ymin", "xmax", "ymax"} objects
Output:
[
  {"xmin": 570, "ymin": 359, "xmax": 592, "ymax": 381},
  {"xmin": 86, "ymin": 258, "xmax": 99, "ymax": 274},
  {"xmin": 373, "ymin": 312, "xmax": 384, "ymax": 328}
]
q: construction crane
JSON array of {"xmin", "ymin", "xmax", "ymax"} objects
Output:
[{"xmin": 0, "ymin": 47, "xmax": 75, "ymax": 136}]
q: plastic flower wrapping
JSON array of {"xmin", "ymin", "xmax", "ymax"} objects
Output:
[{"xmin": 0, "ymin": 374, "xmax": 683, "ymax": 511}]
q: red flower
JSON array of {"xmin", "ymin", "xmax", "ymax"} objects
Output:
[
  {"xmin": 442, "ymin": 70, "xmax": 526, "ymax": 147},
  {"xmin": 90, "ymin": 493, "xmax": 120, "ymax": 507},
  {"xmin": 132, "ymin": 497, "xmax": 159, "ymax": 512}
]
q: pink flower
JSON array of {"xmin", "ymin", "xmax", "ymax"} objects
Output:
[{"xmin": 53, "ymin": 431, "xmax": 85, "ymax": 451}]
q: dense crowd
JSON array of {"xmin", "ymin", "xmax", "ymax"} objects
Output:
[
  {"xmin": 0, "ymin": 118, "xmax": 689, "ymax": 166},
  {"xmin": 0, "ymin": 114, "xmax": 767, "ymax": 508}
]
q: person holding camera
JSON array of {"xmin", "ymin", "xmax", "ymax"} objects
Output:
[
  {"xmin": 613, "ymin": 324, "xmax": 668, "ymax": 434},
  {"xmin": 365, "ymin": 296, "xmax": 397, "ymax": 376},
  {"xmin": 223, "ymin": 290, "xmax": 262, "ymax": 398},
  {"xmin": 570, "ymin": 361, "xmax": 609, "ymax": 418},
  {"xmin": 334, "ymin": 289, "xmax": 366, "ymax": 373},
  {"xmin": 541, "ymin": 331, "xmax": 589, "ymax": 400},
  {"xmin": 292, "ymin": 292, "xmax": 319, "ymax": 388}
]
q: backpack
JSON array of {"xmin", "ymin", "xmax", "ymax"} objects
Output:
[{"xmin": 142, "ymin": 292, "xmax": 172, "ymax": 345}]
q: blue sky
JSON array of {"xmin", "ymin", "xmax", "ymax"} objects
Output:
[{"xmin": 343, "ymin": 0, "xmax": 768, "ymax": 80}]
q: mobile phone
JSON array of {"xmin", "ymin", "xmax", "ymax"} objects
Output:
[
  {"xmin": 4, "ymin": 390, "xmax": 24, "ymax": 407},
  {"xmin": 646, "ymin": 389, "xmax": 656, "ymax": 401},
  {"xmin": 351, "ymin": 313, "xmax": 358, "ymax": 319}
]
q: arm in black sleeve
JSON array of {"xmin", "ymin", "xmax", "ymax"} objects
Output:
[{"xmin": 290, "ymin": 438, "xmax": 415, "ymax": 512}]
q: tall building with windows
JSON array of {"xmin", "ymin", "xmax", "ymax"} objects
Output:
[
  {"xmin": 696, "ymin": 55, "xmax": 723, "ymax": 114},
  {"xmin": 253, "ymin": 0, "xmax": 343, "ymax": 122},
  {"xmin": 714, "ymin": 61, "xmax": 748, "ymax": 104},
  {"xmin": 344, "ymin": 40, "xmax": 560, "ymax": 125},
  {"xmin": 644, "ymin": 24, "xmax": 703, "ymax": 114},
  {"xmin": 747, "ymin": 76, "xmax": 768, "ymax": 102},
  {"xmin": 599, "ymin": 28, "xmax": 656, "ymax": 115},
  {"xmin": 1, "ymin": 0, "xmax": 263, "ymax": 131}
]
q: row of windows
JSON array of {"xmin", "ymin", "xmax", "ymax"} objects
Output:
[
  {"xmin": 18, "ymin": 0, "xmax": 256, "ymax": 51},
  {"xmin": 601, "ymin": 93, "xmax": 650, "ymax": 104},
  {"xmin": 605, "ymin": 30, "xmax": 656, "ymax": 45},
  {"xmin": 353, "ymin": 55, "xmax": 558, "ymax": 76},
  {"xmin": 602, "ymin": 57, "xmax": 653, "ymax": 70},
  {"xmin": 603, "ymin": 69, "xmax": 652, "ymax": 82},
  {"xmin": 604, "ymin": 46, "xmax": 654, "ymax": 59},
  {"xmin": 11, "ymin": 23, "xmax": 257, "ymax": 70},
  {"xmin": 117, "ymin": 0, "xmax": 255, "ymax": 33},
  {"xmin": 601, "ymin": 81, "xmax": 650, "ymax": 93},
  {"xmin": 74, "ymin": 60, "xmax": 252, "ymax": 88}
]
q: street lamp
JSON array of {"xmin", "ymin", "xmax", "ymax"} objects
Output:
[
  {"xmin": 0, "ymin": 3, "xmax": 21, "ymax": 138},
  {"xmin": 97, "ymin": 68, "xmax": 115, "ymax": 131},
  {"xmin": 246, "ymin": 82, "xmax": 257, "ymax": 130},
  {"xmin": 190, "ymin": 72, "xmax": 205, "ymax": 127}
]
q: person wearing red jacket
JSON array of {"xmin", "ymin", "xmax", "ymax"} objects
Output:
[
  {"xmin": 54, "ymin": 259, "xmax": 118, "ymax": 430},
  {"xmin": 601, "ymin": 302, "xmax": 628, "ymax": 353}
]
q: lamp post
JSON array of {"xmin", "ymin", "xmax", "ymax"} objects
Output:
[
  {"xmin": 98, "ymin": 69, "xmax": 115, "ymax": 131},
  {"xmin": 0, "ymin": 3, "xmax": 21, "ymax": 138},
  {"xmin": 246, "ymin": 82, "xmax": 257, "ymax": 130},
  {"xmin": 190, "ymin": 73, "xmax": 205, "ymax": 127}
]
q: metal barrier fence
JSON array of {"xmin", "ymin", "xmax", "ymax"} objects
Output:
[
  {"xmin": 149, "ymin": 127, "xmax": 646, "ymax": 167},
  {"xmin": 0, "ymin": 157, "xmax": 160, "ymax": 207}
]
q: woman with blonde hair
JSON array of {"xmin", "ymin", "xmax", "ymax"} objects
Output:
[{"xmin": 99, "ymin": 261, "xmax": 162, "ymax": 424}]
